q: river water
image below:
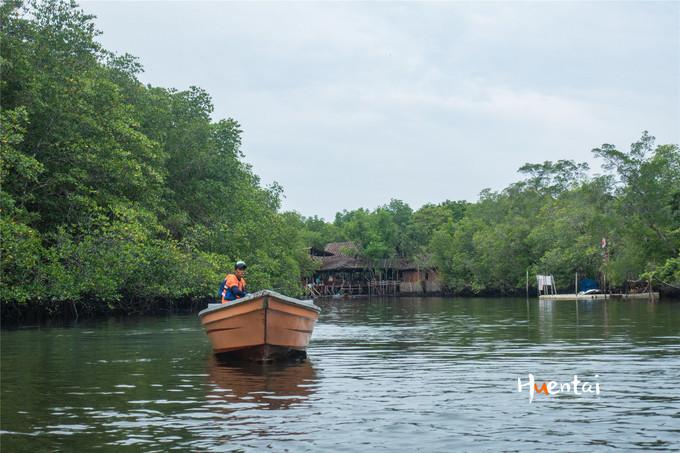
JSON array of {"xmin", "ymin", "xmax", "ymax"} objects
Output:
[{"xmin": 1, "ymin": 297, "xmax": 679, "ymax": 451}]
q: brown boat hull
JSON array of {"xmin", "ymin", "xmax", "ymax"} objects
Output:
[
  {"xmin": 198, "ymin": 291, "xmax": 320, "ymax": 361},
  {"xmin": 214, "ymin": 344, "xmax": 308, "ymax": 362}
]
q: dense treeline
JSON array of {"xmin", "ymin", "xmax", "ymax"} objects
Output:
[
  {"xmin": 1, "ymin": 0, "xmax": 315, "ymax": 315},
  {"xmin": 1, "ymin": 1, "xmax": 678, "ymax": 318},
  {"xmin": 305, "ymin": 139, "xmax": 679, "ymax": 295}
]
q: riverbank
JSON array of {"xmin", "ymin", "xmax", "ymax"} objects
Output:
[
  {"xmin": 0, "ymin": 297, "xmax": 209, "ymax": 326},
  {"xmin": 3, "ymin": 289, "xmax": 679, "ymax": 326}
]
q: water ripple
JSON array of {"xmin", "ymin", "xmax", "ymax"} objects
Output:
[{"xmin": 1, "ymin": 298, "xmax": 679, "ymax": 451}]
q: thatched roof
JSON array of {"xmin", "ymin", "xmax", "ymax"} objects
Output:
[
  {"xmin": 317, "ymin": 255, "xmax": 368, "ymax": 271},
  {"xmin": 324, "ymin": 241, "xmax": 358, "ymax": 256},
  {"xmin": 315, "ymin": 255, "xmax": 434, "ymax": 272},
  {"xmin": 308, "ymin": 246, "xmax": 333, "ymax": 257},
  {"xmin": 313, "ymin": 242, "xmax": 436, "ymax": 272}
]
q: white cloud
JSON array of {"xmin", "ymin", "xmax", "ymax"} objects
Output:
[{"xmin": 84, "ymin": 1, "xmax": 680, "ymax": 219}]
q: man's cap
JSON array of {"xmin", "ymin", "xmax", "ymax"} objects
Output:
[{"xmin": 235, "ymin": 260, "xmax": 247, "ymax": 269}]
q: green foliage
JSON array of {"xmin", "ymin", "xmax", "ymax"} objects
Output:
[
  {"xmin": 301, "ymin": 215, "xmax": 345, "ymax": 250},
  {"xmin": 310, "ymin": 145, "xmax": 678, "ymax": 294},
  {"xmin": 593, "ymin": 133, "xmax": 680, "ymax": 285},
  {"xmin": 2, "ymin": 1, "xmax": 678, "ymax": 311},
  {"xmin": 642, "ymin": 255, "xmax": 680, "ymax": 287},
  {"xmin": 1, "ymin": 0, "xmax": 313, "ymax": 309}
]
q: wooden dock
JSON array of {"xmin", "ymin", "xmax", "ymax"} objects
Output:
[{"xmin": 539, "ymin": 292, "xmax": 659, "ymax": 301}]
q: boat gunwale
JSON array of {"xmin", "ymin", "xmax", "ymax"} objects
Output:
[{"xmin": 198, "ymin": 289, "xmax": 320, "ymax": 319}]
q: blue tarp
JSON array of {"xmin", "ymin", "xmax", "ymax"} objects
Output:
[{"xmin": 579, "ymin": 278, "xmax": 599, "ymax": 291}]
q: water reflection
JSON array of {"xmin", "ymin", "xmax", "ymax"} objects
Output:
[{"xmin": 206, "ymin": 357, "xmax": 317, "ymax": 411}]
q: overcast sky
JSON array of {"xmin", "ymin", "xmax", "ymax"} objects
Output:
[{"xmin": 82, "ymin": 1, "xmax": 679, "ymax": 220}]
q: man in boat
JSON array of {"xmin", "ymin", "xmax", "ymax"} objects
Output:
[{"xmin": 220, "ymin": 261, "xmax": 248, "ymax": 303}]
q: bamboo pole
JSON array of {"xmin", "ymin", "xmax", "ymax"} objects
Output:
[
  {"xmin": 575, "ymin": 272, "xmax": 578, "ymax": 295},
  {"xmin": 526, "ymin": 268, "xmax": 529, "ymax": 298}
]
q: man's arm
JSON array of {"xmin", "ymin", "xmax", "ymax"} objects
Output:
[{"xmin": 229, "ymin": 286, "xmax": 247, "ymax": 298}]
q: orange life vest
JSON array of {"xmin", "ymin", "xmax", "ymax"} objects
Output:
[{"xmin": 221, "ymin": 274, "xmax": 246, "ymax": 304}]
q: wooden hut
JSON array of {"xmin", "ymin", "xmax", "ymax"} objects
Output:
[
  {"xmin": 306, "ymin": 242, "xmax": 370, "ymax": 296},
  {"xmin": 399, "ymin": 264, "xmax": 442, "ymax": 294},
  {"xmin": 305, "ymin": 242, "xmax": 442, "ymax": 297}
]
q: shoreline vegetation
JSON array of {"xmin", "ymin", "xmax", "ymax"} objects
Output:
[{"xmin": 2, "ymin": 1, "xmax": 679, "ymax": 323}]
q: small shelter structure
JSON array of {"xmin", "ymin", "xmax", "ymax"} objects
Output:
[
  {"xmin": 400, "ymin": 264, "xmax": 442, "ymax": 294},
  {"xmin": 536, "ymin": 274, "xmax": 557, "ymax": 296},
  {"xmin": 305, "ymin": 242, "xmax": 442, "ymax": 298}
]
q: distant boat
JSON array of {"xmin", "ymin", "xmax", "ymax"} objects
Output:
[{"xmin": 198, "ymin": 290, "xmax": 321, "ymax": 361}]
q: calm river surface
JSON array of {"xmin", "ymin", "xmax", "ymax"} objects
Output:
[{"xmin": 2, "ymin": 297, "xmax": 679, "ymax": 452}]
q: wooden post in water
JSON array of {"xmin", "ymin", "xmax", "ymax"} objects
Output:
[
  {"xmin": 575, "ymin": 272, "xmax": 578, "ymax": 295},
  {"xmin": 526, "ymin": 268, "xmax": 529, "ymax": 298}
]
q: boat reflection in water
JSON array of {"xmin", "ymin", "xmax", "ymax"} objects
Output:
[{"xmin": 206, "ymin": 355, "xmax": 318, "ymax": 410}]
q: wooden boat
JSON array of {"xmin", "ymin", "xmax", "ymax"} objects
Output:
[{"xmin": 198, "ymin": 290, "xmax": 321, "ymax": 361}]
